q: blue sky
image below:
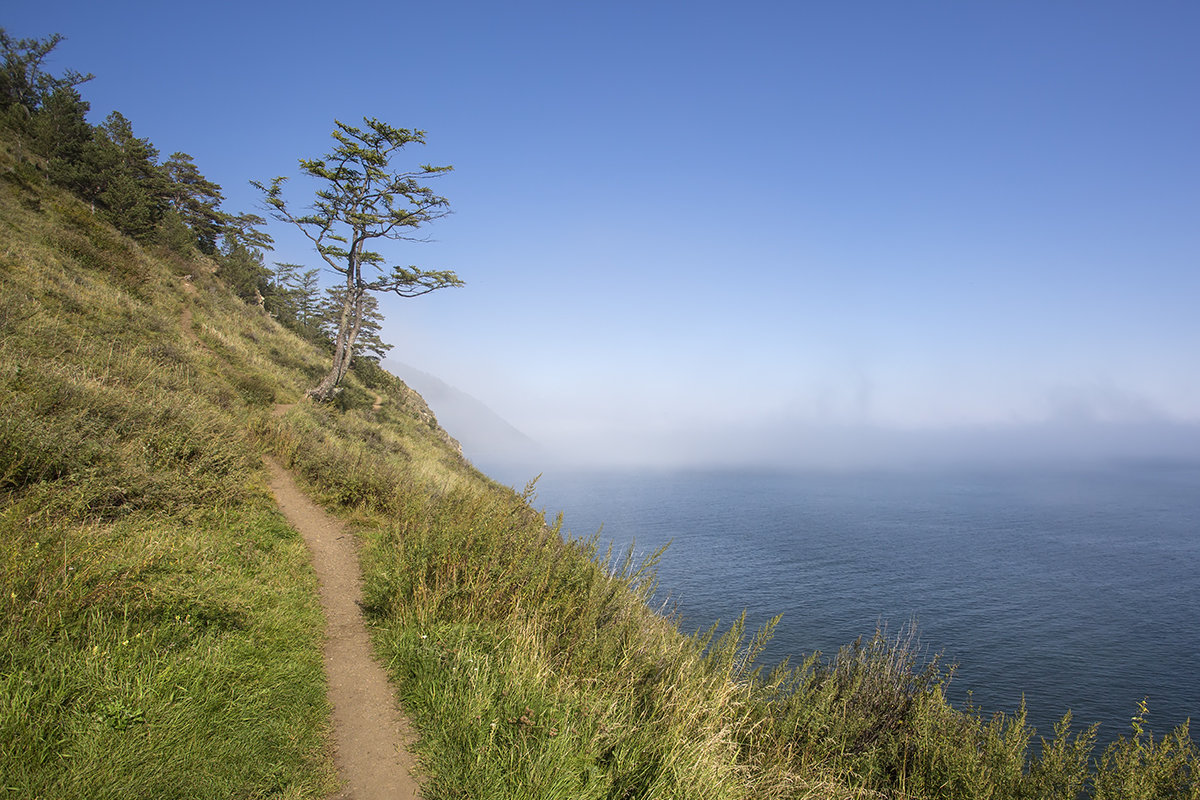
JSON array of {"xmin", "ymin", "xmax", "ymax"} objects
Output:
[{"xmin": 10, "ymin": 2, "xmax": 1200, "ymax": 466}]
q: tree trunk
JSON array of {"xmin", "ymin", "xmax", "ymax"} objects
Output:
[{"xmin": 307, "ymin": 283, "xmax": 366, "ymax": 402}]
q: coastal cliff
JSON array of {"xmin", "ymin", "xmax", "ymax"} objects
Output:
[{"xmin": 3, "ymin": 134, "xmax": 1197, "ymax": 799}]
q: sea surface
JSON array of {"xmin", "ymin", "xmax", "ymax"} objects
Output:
[{"xmin": 489, "ymin": 460, "xmax": 1200, "ymax": 743}]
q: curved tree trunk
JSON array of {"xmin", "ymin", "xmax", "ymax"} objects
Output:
[{"xmin": 307, "ymin": 283, "xmax": 366, "ymax": 402}]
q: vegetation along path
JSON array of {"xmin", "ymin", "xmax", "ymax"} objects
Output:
[{"xmin": 264, "ymin": 453, "xmax": 421, "ymax": 799}]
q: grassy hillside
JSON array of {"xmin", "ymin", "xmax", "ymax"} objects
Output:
[
  {"xmin": 3, "ymin": 135, "xmax": 1197, "ymax": 799},
  {"xmin": 0, "ymin": 139, "xmax": 337, "ymax": 796}
]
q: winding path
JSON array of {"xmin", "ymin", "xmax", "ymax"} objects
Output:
[
  {"xmin": 264, "ymin": 455, "xmax": 422, "ymax": 799},
  {"xmin": 182, "ymin": 288, "xmax": 419, "ymax": 797}
]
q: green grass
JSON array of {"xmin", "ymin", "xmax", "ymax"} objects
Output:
[
  {"xmin": 1, "ymin": 145, "xmax": 336, "ymax": 798},
  {"xmin": 256, "ymin": 294, "xmax": 1200, "ymax": 799},
  {"xmin": 0, "ymin": 506, "xmax": 332, "ymax": 799}
]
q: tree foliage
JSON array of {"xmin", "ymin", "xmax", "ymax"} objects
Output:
[
  {"xmin": 3, "ymin": 27, "xmax": 272, "ymax": 272},
  {"xmin": 0, "ymin": 28, "xmax": 93, "ymax": 115},
  {"xmin": 4, "ymin": 30, "xmax": 453, "ymax": 358},
  {"xmin": 34, "ymin": 86, "xmax": 91, "ymax": 169},
  {"xmin": 254, "ymin": 117, "xmax": 462, "ymax": 401},
  {"xmin": 88, "ymin": 111, "xmax": 168, "ymax": 239},
  {"xmin": 162, "ymin": 151, "xmax": 225, "ymax": 253},
  {"xmin": 269, "ymin": 262, "xmax": 324, "ymax": 339}
]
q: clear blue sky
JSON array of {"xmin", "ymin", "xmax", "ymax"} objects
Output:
[{"xmin": 10, "ymin": 2, "xmax": 1200, "ymax": 466}]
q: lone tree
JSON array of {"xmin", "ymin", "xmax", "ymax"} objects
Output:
[{"xmin": 254, "ymin": 118, "xmax": 462, "ymax": 402}]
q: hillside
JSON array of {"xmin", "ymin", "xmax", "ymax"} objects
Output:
[
  {"xmin": 383, "ymin": 359, "xmax": 541, "ymax": 470},
  {"xmin": 1, "ymin": 136, "xmax": 340, "ymax": 796},
  {"xmin": 3, "ymin": 135, "xmax": 1199, "ymax": 799},
  {"xmin": 0, "ymin": 128, "xmax": 491, "ymax": 796}
]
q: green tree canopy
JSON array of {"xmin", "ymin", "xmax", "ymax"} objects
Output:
[
  {"xmin": 163, "ymin": 151, "xmax": 225, "ymax": 253},
  {"xmin": 33, "ymin": 86, "xmax": 90, "ymax": 167},
  {"xmin": 0, "ymin": 28, "xmax": 92, "ymax": 114},
  {"xmin": 47, "ymin": 110, "xmax": 168, "ymax": 240}
]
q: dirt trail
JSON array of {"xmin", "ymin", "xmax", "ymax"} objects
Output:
[
  {"xmin": 179, "ymin": 277, "xmax": 203, "ymax": 348},
  {"xmin": 264, "ymin": 455, "xmax": 422, "ymax": 799}
]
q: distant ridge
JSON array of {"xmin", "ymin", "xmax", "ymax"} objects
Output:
[{"xmin": 383, "ymin": 360, "xmax": 541, "ymax": 468}]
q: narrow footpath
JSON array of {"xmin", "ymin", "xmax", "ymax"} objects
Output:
[
  {"xmin": 182, "ymin": 289, "xmax": 419, "ymax": 797},
  {"xmin": 264, "ymin": 455, "xmax": 422, "ymax": 800}
]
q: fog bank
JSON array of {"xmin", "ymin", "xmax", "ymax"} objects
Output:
[{"xmin": 481, "ymin": 418, "xmax": 1200, "ymax": 475}]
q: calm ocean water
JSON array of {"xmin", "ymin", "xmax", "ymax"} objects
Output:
[{"xmin": 491, "ymin": 461, "xmax": 1200, "ymax": 743}]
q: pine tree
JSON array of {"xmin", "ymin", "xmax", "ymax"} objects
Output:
[
  {"xmin": 1, "ymin": 29, "xmax": 93, "ymax": 162},
  {"xmin": 162, "ymin": 152, "xmax": 225, "ymax": 253},
  {"xmin": 321, "ymin": 287, "xmax": 392, "ymax": 362},
  {"xmin": 254, "ymin": 117, "xmax": 462, "ymax": 401},
  {"xmin": 33, "ymin": 86, "xmax": 90, "ymax": 167},
  {"xmin": 270, "ymin": 262, "xmax": 324, "ymax": 337},
  {"xmin": 53, "ymin": 111, "xmax": 168, "ymax": 240},
  {"xmin": 0, "ymin": 28, "xmax": 92, "ymax": 114}
]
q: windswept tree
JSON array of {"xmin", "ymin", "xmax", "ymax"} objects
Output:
[{"xmin": 254, "ymin": 117, "xmax": 462, "ymax": 402}]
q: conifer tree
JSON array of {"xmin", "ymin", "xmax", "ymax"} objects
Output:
[
  {"xmin": 0, "ymin": 28, "xmax": 92, "ymax": 114},
  {"xmin": 55, "ymin": 111, "xmax": 168, "ymax": 240},
  {"xmin": 270, "ymin": 262, "xmax": 323, "ymax": 336},
  {"xmin": 1, "ymin": 29, "xmax": 93, "ymax": 163},
  {"xmin": 33, "ymin": 86, "xmax": 90, "ymax": 167},
  {"xmin": 254, "ymin": 117, "xmax": 462, "ymax": 402},
  {"xmin": 163, "ymin": 152, "xmax": 225, "ymax": 253},
  {"xmin": 217, "ymin": 238, "xmax": 272, "ymax": 304}
]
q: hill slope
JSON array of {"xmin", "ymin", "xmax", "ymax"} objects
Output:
[
  {"xmin": 1, "ymin": 137, "xmax": 340, "ymax": 797},
  {"xmin": 383, "ymin": 359, "xmax": 541, "ymax": 469}
]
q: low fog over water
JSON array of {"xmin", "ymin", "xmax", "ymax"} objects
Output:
[
  {"xmin": 475, "ymin": 415, "xmax": 1200, "ymax": 476},
  {"xmin": 392, "ymin": 360, "xmax": 1200, "ymax": 475}
]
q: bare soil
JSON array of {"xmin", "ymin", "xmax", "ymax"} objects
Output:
[
  {"xmin": 265, "ymin": 455, "xmax": 422, "ymax": 799},
  {"xmin": 179, "ymin": 287, "xmax": 198, "ymax": 346}
]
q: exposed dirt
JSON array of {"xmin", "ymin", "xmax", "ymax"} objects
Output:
[
  {"xmin": 264, "ymin": 455, "xmax": 422, "ymax": 799},
  {"xmin": 179, "ymin": 303, "xmax": 198, "ymax": 347}
]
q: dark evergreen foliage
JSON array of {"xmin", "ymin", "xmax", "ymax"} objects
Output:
[
  {"xmin": 162, "ymin": 152, "xmax": 225, "ymax": 253},
  {"xmin": 33, "ymin": 87, "xmax": 91, "ymax": 170},
  {"xmin": 217, "ymin": 240, "xmax": 272, "ymax": 304},
  {"xmin": 0, "ymin": 28, "xmax": 93, "ymax": 113},
  {"xmin": 87, "ymin": 111, "xmax": 167, "ymax": 239}
]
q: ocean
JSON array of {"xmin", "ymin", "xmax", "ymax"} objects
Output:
[{"xmin": 488, "ymin": 460, "xmax": 1200, "ymax": 743}]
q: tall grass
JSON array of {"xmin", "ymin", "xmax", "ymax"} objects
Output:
[{"xmin": 1, "ymin": 151, "xmax": 336, "ymax": 797}]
